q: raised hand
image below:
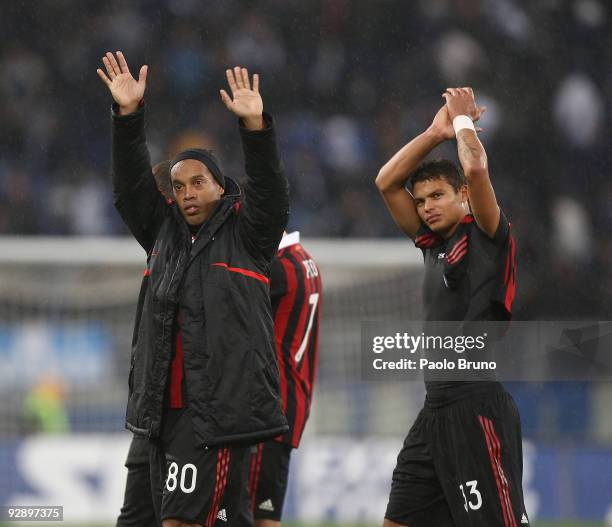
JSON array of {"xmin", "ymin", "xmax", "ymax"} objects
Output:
[
  {"xmin": 442, "ymin": 87, "xmax": 485, "ymax": 122},
  {"xmin": 430, "ymin": 87, "xmax": 485, "ymax": 140},
  {"xmin": 97, "ymin": 51, "xmax": 148, "ymax": 116},
  {"xmin": 430, "ymin": 103, "xmax": 484, "ymax": 141},
  {"xmin": 220, "ymin": 67, "xmax": 264, "ymax": 131},
  {"xmin": 430, "ymin": 105, "xmax": 458, "ymax": 141}
]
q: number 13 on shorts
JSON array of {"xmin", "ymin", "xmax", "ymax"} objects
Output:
[{"xmin": 459, "ymin": 480, "xmax": 483, "ymax": 512}]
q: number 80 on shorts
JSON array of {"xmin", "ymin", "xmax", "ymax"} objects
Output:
[{"xmin": 166, "ymin": 462, "xmax": 198, "ymax": 494}]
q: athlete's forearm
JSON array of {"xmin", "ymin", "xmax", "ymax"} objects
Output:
[
  {"xmin": 376, "ymin": 128, "xmax": 444, "ymax": 192},
  {"xmin": 456, "ymin": 129, "xmax": 487, "ymax": 177},
  {"xmin": 375, "ymin": 127, "xmax": 443, "ymax": 239},
  {"xmin": 456, "ymin": 129, "xmax": 500, "ymax": 237}
]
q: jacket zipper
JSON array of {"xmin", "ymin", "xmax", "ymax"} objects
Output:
[{"xmin": 154, "ymin": 237, "xmax": 188, "ymax": 435}]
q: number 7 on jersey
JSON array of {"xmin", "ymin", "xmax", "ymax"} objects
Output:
[{"xmin": 294, "ymin": 293, "xmax": 320, "ymax": 363}]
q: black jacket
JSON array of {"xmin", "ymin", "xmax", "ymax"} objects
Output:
[{"xmin": 112, "ymin": 105, "xmax": 289, "ymax": 447}]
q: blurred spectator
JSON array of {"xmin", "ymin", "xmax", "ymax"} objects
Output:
[
  {"xmin": 553, "ymin": 72, "xmax": 605, "ymax": 149},
  {"xmin": 226, "ymin": 11, "xmax": 286, "ymax": 71},
  {"xmin": 551, "ymin": 196, "xmax": 593, "ymax": 265},
  {"xmin": 436, "ymin": 31, "xmax": 488, "ymax": 85},
  {"xmin": 22, "ymin": 377, "xmax": 70, "ymax": 434}
]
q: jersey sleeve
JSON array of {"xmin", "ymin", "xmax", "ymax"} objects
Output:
[
  {"xmin": 491, "ymin": 209, "xmax": 510, "ymax": 245},
  {"xmin": 491, "ymin": 210, "xmax": 516, "ymax": 318},
  {"xmin": 470, "ymin": 209, "xmax": 509, "ymax": 246}
]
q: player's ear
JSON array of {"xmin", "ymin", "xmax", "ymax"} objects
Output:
[{"xmin": 219, "ymin": 185, "xmax": 225, "ymax": 197}]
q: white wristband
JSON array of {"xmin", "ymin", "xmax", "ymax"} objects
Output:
[{"xmin": 452, "ymin": 115, "xmax": 476, "ymax": 135}]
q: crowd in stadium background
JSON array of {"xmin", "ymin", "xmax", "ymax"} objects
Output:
[{"xmin": 2, "ymin": 0, "xmax": 611, "ymax": 319}]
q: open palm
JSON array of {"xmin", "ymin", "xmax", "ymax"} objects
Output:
[
  {"xmin": 220, "ymin": 67, "xmax": 263, "ymax": 127},
  {"xmin": 97, "ymin": 51, "xmax": 147, "ymax": 114}
]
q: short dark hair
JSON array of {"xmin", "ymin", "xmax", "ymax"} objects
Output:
[{"xmin": 409, "ymin": 159, "xmax": 465, "ymax": 193}]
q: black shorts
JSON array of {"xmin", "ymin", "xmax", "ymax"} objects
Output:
[
  {"xmin": 249, "ymin": 440, "xmax": 292, "ymax": 521},
  {"xmin": 116, "ymin": 436, "xmax": 155, "ymax": 527},
  {"xmin": 386, "ymin": 385, "xmax": 530, "ymax": 527},
  {"xmin": 150, "ymin": 408, "xmax": 252, "ymax": 526}
]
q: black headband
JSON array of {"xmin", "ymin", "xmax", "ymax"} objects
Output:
[{"xmin": 170, "ymin": 148, "xmax": 225, "ymax": 189}]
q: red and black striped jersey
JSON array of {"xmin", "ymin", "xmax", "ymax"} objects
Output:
[{"xmin": 271, "ymin": 232, "xmax": 322, "ymax": 448}]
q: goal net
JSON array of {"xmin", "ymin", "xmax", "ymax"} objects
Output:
[{"xmin": 0, "ymin": 236, "xmax": 426, "ymax": 441}]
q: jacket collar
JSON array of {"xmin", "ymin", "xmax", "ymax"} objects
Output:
[
  {"xmin": 186, "ymin": 201, "xmax": 231, "ymax": 265},
  {"xmin": 164, "ymin": 175, "xmax": 242, "ymax": 267},
  {"xmin": 185, "ymin": 176, "xmax": 242, "ymax": 266},
  {"xmin": 221, "ymin": 176, "xmax": 241, "ymax": 201}
]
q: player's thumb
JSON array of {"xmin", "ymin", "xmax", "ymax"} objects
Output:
[
  {"xmin": 219, "ymin": 89, "xmax": 233, "ymax": 110},
  {"xmin": 138, "ymin": 65, "xmax": 148, "ymax": 86}
]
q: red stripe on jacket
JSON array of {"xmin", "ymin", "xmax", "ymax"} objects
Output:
[{"xmin": 211, "ymin": 262, "xmax": 269, "ymax": 285}]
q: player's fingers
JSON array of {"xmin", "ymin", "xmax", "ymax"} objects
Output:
[
  {"xmin": 446, "ymin": 87, "xmax": 457, "ymax": 97},
  {"xmin": 226, "ymin": 69, "xmax": 238, "ymax": 94},
  {"xmin": 234, "ymin": 66, "xmax": 244, "ymax": 89},
  {"xmin": 220, "ymin": 89, "xmax": 233, "ymax": 110},
  {"xmin": 476, "ymin": 127, "xmax": 483, "ymax": 133},
  {"xmin": 442, "ymin": 92, "xmax": 450, "ymax": 102},
  {"xmin": 138, "ymin": 65, "xmax": 148, "ymax": 86},
  {"xmin": 252, "ymin": 73, "xmax": 260, "ymax": 93},
  {"xmin": 102, "ymin": 56, "xmax": 118, "ymax": 79},
  {"xmin": 473, "ymin": 105, "xmax": 486, "ymax": 121},
  {"xmin": 241, "ymin": 68, "xmax": 250, "ymax": 90},
  {"xmin": 96, "ymin": 68, "xmax": 112, "ymax": 86},
  {"xmin": 106, "ymin": 52, "xmax": 121, "ymax": 77},
  {"xmin": 116, "ymin": 51, "xmax": 131, "ymax": 74}
]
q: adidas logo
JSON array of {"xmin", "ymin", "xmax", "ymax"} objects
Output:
[
  {"xmin": 258, "ymin": 499, "xmax": 275, "ymax": 512},
  {"xmin": 521, "ymin": 513, "xmax": 529, "ymax": 525},
  {"xmin": 216, "ymin": 508, "xmax": 227, "ymax": 522}
]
